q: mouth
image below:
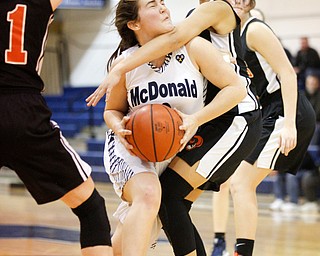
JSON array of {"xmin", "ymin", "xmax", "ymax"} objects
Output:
[{"xmin": 163, "ymin": 16, "xmax": 172, "ymax": 23}]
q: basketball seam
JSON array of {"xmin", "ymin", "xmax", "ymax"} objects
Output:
[
  {"xmin": 151, "ymin": 104, "xmax": 157, "ymax": 162},
  {"xmin": 163, "ymin": 106, "xmax": 176, "ymax": 161}
]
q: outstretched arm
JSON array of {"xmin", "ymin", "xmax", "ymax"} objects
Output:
[{"xmin": 86, "ymin": 0, "xmax": 236, "ymax": 106}]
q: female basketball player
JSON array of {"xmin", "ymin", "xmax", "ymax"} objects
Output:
[
  {"xmin": 103, "ymin": 1, "xmax": 261, "ymax": 256},
  {"xmin": 102, "ymin": 1, "xmax": 261, "ymax": 255},
  {"xmin": 224, "ymin": 1, "xmax": 316, "ymax": 255},
  {"xmin": 0, "ymin": 1, "xmax": 113, "ymax": 256}
]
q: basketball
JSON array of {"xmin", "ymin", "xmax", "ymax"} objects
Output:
[{"xmin": 125, "ymin": 104, "xmax": 184, "ymax": 162}]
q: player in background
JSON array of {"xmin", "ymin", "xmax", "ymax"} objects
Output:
[
  {"xmin": 102, "ymin": 0, "xmax": 257, "ymax": 255},
  {"xmin": 225, "ymin": 0, "xmax": 315, "ymax": 255},
  {"xmin": 0, "ymin": 1, "xmax": 113, "ymax": 255},
  {"xmin": 208, "ymin": 5, "xmax": 266, "ymax": 256}
]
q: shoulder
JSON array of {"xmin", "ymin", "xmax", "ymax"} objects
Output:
[
  {"xmin": 246, "ymin": 20, "xmax": 276, "ymax": 51},
  {"xmin": 185, "ymin": 37, "xmax": 211, "ymax": 54},
  {"xmin": 192, "ymin": 0, "xmax": 236, "ymax": 34}
]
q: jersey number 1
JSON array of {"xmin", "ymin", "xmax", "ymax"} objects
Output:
[{"xmin": 5, "ymin": 4, "xmax": 27, "ymax": 65}]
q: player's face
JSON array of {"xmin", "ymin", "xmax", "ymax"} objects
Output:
[
  {"xmin": 137, "ymin": 0, "xmax": 173, "ymax": 39},
  {"xmin": 226, "ymin": 0, "xmax": 253, "ymax": 17}
]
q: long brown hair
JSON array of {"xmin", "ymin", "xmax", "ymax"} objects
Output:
[{"xmin": 107, "ymin": 0, "xmax": 140, "ymax": 71}]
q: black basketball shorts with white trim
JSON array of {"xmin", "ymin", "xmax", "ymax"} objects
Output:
[
  {"xmin": 177, "ymin": 109, "xmax": 262, "ymax": 191},
  {"xmin": 0, "ymin": 91, "xmax": 91, "ymax": 204},
  {"xmin": 246, "ymin": 92, "xmax": 316, "ymax": 174}
]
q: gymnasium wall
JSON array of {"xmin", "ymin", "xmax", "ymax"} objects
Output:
[{"xmin": 47, "ymin": 0, "xmax": 320, "ymax": 88}]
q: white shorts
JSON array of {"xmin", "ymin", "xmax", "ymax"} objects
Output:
[
  {"xmin": 255, "ymin": 116, "xmax": 283, "ymax": 169},
  {"xmin": 104, "ymin": 130, "xmax": 172, "ymax": 198}
]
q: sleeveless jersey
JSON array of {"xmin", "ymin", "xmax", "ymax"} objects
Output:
[
  {"xmin": 0, "ymin": 0, "xmax": 53, "ymax": 91},
  {"xmin": 188, "ymin": 0, "xmax": 259, "ymax": 117},
  {"xmin": 123, "ymin": 45, "xmax": 206, "ymax": 115},
  {"xmin": 241, "ymin": 17, "xmax": 282, "ymax": 108}
]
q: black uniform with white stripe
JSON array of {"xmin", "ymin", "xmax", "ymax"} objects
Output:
[
  {"xmin": 242, "ymin": 17, "xmax": 316, "ymax": 174},
  {"xmin": 0, "ymin": 0, "xmax": 92, "ymax": 204},
  {"xmin": 180, "ymin": 2, "xmax": 261, "ymax": 190}
]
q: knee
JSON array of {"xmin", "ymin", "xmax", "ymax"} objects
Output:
[
  {"xmin": 230, "ymin": 173, "xmax": 255, "ymax": 198},
  {"xmin": 134, "ymin": 184, "xmax": 161, "ymax": 213},
  {"xmin": 72, "ymin": 189, "xmax": 112, "ymax": 248}
]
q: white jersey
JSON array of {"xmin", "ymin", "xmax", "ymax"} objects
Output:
[
  {"xmin": 105, "ymin": 44, "xmax": 207, "ymax": 199},
  {"xmin": 122, "ymin": 45, "xmax": 207, "ymax": 115}
]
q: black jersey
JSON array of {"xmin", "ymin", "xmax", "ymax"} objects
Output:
[
  {"xmin": 241, "ymin": 17, "xmax": 283, "ymax": 109},
  {"xmin": 0, "ymin": 0, "xmax": 53, "ymax": 91},
  {"xmin": 187, "ymin": 1, "xmax": 259, "ymax": 118}
]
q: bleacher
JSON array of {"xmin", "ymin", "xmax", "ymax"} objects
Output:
[
  {"xmin": 45, "ymin": 87, "xmax": 105, "ymax": 137},
  {"xmin": 44, "ymin": 87, "xmax": 320, "ymax": 193}
]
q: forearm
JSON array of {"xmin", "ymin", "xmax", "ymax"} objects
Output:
[
  {"xmin": 280, "ymin": 71, "xmax": 298, "ymax": 126},
  {"xmin": 103, "ymin": 110, "xmax": 125, "ymax": 132},
  {"xmin": 194, "ymin": 84, "xmax": 246, "ymax": 125}
]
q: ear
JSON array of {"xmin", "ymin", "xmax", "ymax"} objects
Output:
[{"xmin": 127, "ymin": 20, "xmax": 140, "ymax": 31}]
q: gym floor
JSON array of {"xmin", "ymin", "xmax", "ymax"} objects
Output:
[{"xmin": 0, "ymin": 178, "xmax": 319, "ymax": 256}]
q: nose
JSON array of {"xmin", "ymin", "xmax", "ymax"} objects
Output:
[{"xmin": 159, "ymin": 3, "xmax": 167, "ymax": 13}]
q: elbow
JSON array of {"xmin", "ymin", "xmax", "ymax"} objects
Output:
[{"xmin": 103, "ymin": 110, "xmax": 109, "ymax": 126}]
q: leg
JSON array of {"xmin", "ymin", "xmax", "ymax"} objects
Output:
[
  {"xmin": 211, "ymin": 179, "xmax": 230, "ymax": 256},
  {"xmin": 185, "ymin": 189, "xmax": 207, "ymax": 256},
  {"xmin": 121, "ymin": 172, "xmax": 161, "ymax": 256},
  {"xmin": 112, "ymin": 222, "xmax": 123, "ymax": 256},
  {"xmin": 230, "ymin": 161, "xmax": 271, "ymax": 256},
  {"xmin": 300, "ymin": 171, "xmax": 320, "ymax": 212},
  {"xmin": 286, "ymin": 173, "xmax": 299, "ymax": 204},
  {"xmin": 269, "ymin": 172, "xmax": 286, "ymax": 210},
  {"xmin": 302, "ymin": 171, "xmax": 320, "ymax": 202},
  {"xmin": 61, "ymin": 177, "xmax": 113, "ymax": 256},
  {"xmin": 159, "ymin": 160, "xmax": 207, "ymax": 256}
]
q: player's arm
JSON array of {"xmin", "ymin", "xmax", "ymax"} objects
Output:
[
  {"xmin": 186, "ymin": 36, "xmax": 246, "ymax": 126},
  {"xmin": 247, "ymin": 21, "xmax": 297, "ymax": 155},
  {"xmin": 50, "ymin": 0, "xmax": 63, "ymax": 11},
  {"xmin": 86, "ymin": 0, "xmax": 236, "ymax": 106},
  {"xmin": 115, "ymin": 0, "xmax": 235, "ymax": 75},
  {"xmin": 103, "ymin": 57, "xmax": 132, "ymax": 149}
]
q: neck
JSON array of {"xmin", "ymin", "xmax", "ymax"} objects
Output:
[{"xmin": 240, "ymin": 14, "xmax": 251, "ymax": 28}]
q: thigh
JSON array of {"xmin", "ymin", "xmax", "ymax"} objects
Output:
[
  {"xmin": 168, "ymin": 157, "xmax": 206, "ymax": 188},
  {"xmin": 231, "ymin": 161, "xmax": 271, "ymax": 190}
]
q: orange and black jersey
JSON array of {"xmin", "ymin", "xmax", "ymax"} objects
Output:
[{"xmin": 0, "ymin": 0, "xmax": 53, "ymax": 91}]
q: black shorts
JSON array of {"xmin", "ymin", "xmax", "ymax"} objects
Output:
[
  {"xmin": 0, "ymin": 90, "xmax": 91, "ymax": 204},
  {"xmin": 246, "ymin": 92, "xmax": 316, "ymax": 174},
  {"xmin": 177, "ymin": 109, "xmax": 262, "ymax": 191}
]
